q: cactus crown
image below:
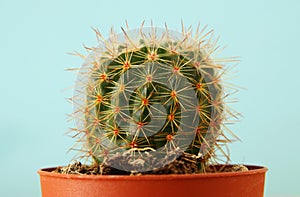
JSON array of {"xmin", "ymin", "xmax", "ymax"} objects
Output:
[{"xmin": 71, "ymin": 22, "xmax": 238, "ymax": 173}]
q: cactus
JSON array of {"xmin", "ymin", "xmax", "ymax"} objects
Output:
[{"xmin": 71, "ymin": 22, "xmax": 238, "ymax": 173}]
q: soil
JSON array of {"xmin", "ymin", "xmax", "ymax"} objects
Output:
[{"xmin": 53, "ymin": 152, "xmax": 248, "ymax": 175}]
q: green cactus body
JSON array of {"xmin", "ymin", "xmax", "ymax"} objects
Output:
[{"xmin": 73, "ymin": 25, "xmax": 234, "ymax": 172}]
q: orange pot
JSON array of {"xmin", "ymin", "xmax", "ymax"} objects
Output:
[{"xmin": 38, "ymin": 165, "xmax": 267, "ymax": 197}]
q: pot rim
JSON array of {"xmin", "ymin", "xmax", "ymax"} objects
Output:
[{"xmin": 38, "ymin": 164, "xmax": 267, "ymax": 180}]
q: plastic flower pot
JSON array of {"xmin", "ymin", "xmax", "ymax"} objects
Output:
[{"xmin": 38, "ymin": 165, "xmax": 267, "ymax": 197}]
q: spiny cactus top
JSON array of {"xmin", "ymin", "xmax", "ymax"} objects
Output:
[{"xmin": 71, "ymin": 23, "xmax": 238, "ymax": 172}]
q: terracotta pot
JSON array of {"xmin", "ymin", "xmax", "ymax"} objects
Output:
[{"xmin": 38, "ymin": 165, "xmax": 267, "ymax": 197}]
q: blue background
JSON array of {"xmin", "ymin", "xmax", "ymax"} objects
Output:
[{"xmin": 1, "ymin": 0, "xmax": 299, "ymax": 196}]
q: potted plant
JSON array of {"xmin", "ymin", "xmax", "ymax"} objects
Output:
[{"xmin": 38, "ymin": 22, "xmax": 267, "ymax": 197}]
